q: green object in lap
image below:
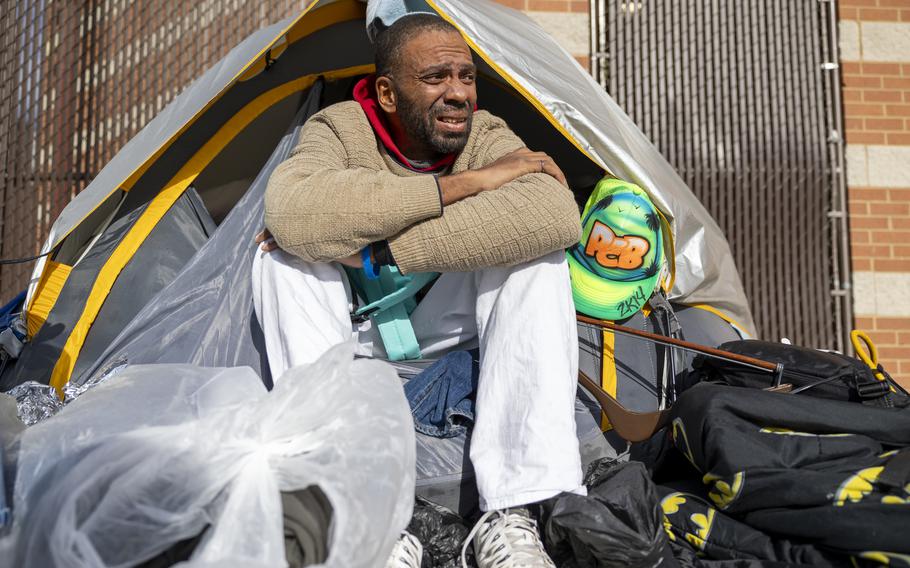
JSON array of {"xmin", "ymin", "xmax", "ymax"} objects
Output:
[{"xmin": 345, "ymin": 265, "xmax": 438, "ymax": 361}]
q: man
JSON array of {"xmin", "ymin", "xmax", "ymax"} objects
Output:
[{"xmin": 253, "ymin": 12, "xmax": 585, "ymax": 568}]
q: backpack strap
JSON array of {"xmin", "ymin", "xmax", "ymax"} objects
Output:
[
  {"xmin": 346, "ymin": 267, "xmax": 438, "ymax": 361},
  {"xmin": 878, "ymin": 450, "xmax": 910, "ymax": 492},
  {"xmin": 649, "ymin": 291, "xmax": 684, "ymax": 406}
]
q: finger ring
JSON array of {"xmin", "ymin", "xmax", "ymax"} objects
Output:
[{"xmin": 539, "ymin": 160, "xmax": 545, "ymax": 172}]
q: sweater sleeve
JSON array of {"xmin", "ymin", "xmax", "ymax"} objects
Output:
[
  {"xmin": 264, "ymin": 113, "xmax": 442, "ymax": 262},
  {"xmin": 388, "ymin": 114, "xmax": 582, "ymax": 273}
]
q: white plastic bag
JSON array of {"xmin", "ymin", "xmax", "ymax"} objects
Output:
[{"xmin": 3, "ymin": 342, "xmax": 415, "ymax": 567}]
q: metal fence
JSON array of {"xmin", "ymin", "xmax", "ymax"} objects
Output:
[
  {"xmin": 0, "ymin": 0, "xmax": 305, "ymax": 296},
  {"xmin": 590, "ymin": 0, "xmax": 851, "ymax": 350}
]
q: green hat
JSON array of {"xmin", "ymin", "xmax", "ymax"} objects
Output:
[{"xmin": 567, "ymin": 178, "xmax": 664, "ymax": 320}]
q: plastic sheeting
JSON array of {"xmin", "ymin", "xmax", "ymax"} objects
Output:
[
  {"xmin": 6, "ymin": 361, "xmax": 126, "ymax": 427},
  {"xmin": 65, "ymin": 79, "xmax": 324, "ymax": 390},
  {"xmin": 1, "ymin": 342, "xmax": 415, "ymax": 567}
]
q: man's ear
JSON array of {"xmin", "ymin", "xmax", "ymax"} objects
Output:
[{"xmin": 375, "ymin": 76, "xmax": 397, "ymax": 114}]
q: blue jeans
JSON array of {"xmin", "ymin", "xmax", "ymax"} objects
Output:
[{"xmin": 403, "ymin": 350, "xmax": 479, "ymax": 438}]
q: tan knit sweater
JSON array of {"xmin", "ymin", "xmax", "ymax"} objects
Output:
[{"xmin": 264, "ymin": 100, "xmax": 581, "ymax": 274}]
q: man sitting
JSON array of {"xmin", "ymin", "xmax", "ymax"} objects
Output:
[{"xmin": 253, "ymin": 13, "xmax": 585, "ymax": 568}]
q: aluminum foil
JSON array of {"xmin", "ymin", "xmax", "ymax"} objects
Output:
[
  {"xmin": 4, "ymin": 363, "xmax": 125, "ymax": 427},
  {"xmin": 7, "ymin": 382, "xmax": 63, "ymax": 426},
  {"xmin": 62, "ymin": 361, "xmax": 126, "ymax": 403}
]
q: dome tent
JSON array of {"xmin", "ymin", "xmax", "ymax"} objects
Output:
[{"xmin": 4, "ymin": 0, "xmax": 753, "ymax": 396}]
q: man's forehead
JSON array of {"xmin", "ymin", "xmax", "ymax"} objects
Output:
[{"xmin": 399, "ymin": 29, "xmax": 473, "ymax": 71}]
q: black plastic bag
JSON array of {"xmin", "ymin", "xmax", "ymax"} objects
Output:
[
  {"xmin": 407, "ymin": 497, "xmax": 475, "ymax": 568},
  {"xmin": 540, "ymin": 458, "xmax": 671, "ymax": 568}
]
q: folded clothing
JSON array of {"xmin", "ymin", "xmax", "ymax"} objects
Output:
[{"xmin": 404, "ymin": 350, "xmax": 479, "ymax": 438}]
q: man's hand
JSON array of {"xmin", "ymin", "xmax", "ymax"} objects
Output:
[
  {"xmin": 256, "ymin": 228, "xmax": 363, "ymax": 267},
  {"xmin": 256, "ymin": 229, "xmax": 279, "ymax": 252},
  {"xmin": 336, "ymin": 253, "xmax": 363, "ymax": 268},
  {"xmin": 438, "ymin": 148, "xmax": 567, "ymax": 206}
]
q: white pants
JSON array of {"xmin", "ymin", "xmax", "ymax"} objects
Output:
[{"xmin": 252, "ymin": 249, "xmax": 585, "ymax": 511}]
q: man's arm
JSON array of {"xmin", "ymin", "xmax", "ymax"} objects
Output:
[
  {"xmin": 436, "ymin": 147, "xmax": 567, "ymax": 205},
  {"xmin": 264, "ymin": 113, "xmax": 443, "ymax": 263},
  {"xmin": 388, "ymin": 114, "xmax": 582, "ymax": 274}
]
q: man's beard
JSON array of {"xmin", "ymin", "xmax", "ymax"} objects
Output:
[{"xmin": 397, "ymin": 94, "xmax": 472, "ymax": 156}]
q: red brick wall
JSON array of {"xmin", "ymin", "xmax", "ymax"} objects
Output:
[
  {"xmin": 841, "ymin": 0, "xmax": 910, "ymax": 389},
  {"xmin": 843, "ymin": 62, "xmax": 910, "ymax": 146},
  {"xmin": 839, "ymin": 0, "xmax": 910, "ymax": 21}
]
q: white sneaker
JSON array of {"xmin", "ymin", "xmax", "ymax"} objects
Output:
[
  {"xmin": 461, "ymin": 508, "xmax": 556, "ymax": 568},
  {"xmin": 385, "ymin": 530, "xmax": 423, "ymax": 568}
]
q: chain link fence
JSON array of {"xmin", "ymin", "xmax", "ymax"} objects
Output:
[
  {"xmin": 0, "ymin": 0, "xmax": 306, "ymax": 296},
  {"xmin": 590, "ymin": 0, "xmax": 851, "ymax": 349}
]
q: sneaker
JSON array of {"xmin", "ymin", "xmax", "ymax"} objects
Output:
[
  {"xmin": 385, "ymin": 530, "xmax": 423, "ymax": 568},
  {"xmin": 461, "ymin": 508, "xmax": 556, "ymax": 568}
]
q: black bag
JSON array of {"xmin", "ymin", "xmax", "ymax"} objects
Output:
[
  {"xmin": 666, "ymin": 383, "xmax": 910, "ymax": 560},
  {"xmin": 691, "ymin": 340, "xmax": 908, "ymax": 408}
]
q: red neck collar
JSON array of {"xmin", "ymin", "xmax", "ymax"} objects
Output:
[{"xmin": 353, "ymin": 75, "xmax": 457, "ymax": 173}]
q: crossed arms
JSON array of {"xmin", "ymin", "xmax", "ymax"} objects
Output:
[{"xmin": 263, "ymin": 107, "xmax": 581, "ymax": 274}]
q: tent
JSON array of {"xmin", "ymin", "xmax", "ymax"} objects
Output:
[{"xmin": 1, "ymin": 0, "xmax": 754, "ymax": 398}]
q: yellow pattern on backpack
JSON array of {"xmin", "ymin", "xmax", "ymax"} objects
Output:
[
  {"xmin": 704, "ymin": 472, "xmax": 745, "ymax": 510},
  {"xmin": 834, "ymin": 466, "xmax": 884, "ymax": 506}
]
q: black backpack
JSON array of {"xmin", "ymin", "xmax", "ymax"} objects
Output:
[{"xmin": 691, "ymin": 340, "xmax": 909, "ymax": 408}]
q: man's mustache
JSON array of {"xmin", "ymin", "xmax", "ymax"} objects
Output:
[{"xmin": 430, "ymin": 102, "xmax": 471, "ymax": 118}]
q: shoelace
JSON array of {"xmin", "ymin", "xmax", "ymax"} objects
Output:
[
  {"xmin": 460, "ymin": 509, "xmax": 555, "ymax": 568},
  {"xmin": 387, "ymin": 531, "xmax": 423, "ymax": 568}
]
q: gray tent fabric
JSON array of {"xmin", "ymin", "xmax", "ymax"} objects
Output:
[
  {"xmin": 35, "ymin": 18, "xmax": 296, "ymax": 260},
  {"xmin": 577, "ymin": 303, "xmax": 742, "ymax": 416},
  {"xmin": 365, "ymin": 0, "xmax": 435, "ymax": 40},
  {"xmin": 71, "ymin": 188, "xmax": 217, "ymax": 379},
  {"xmin": 42, "ymin": 65, "xmax": 614, "ymax": 516},
  {"xmin": 0, "ymin": 188, "xmax": 214, "ymax": 391},
  {"xmin": 68, "ymin": 80, "xmax": 325, "ymax": 390},
  {"xmin": 384, "ymin": 360, "xmax": 619, "ymax": 517}
]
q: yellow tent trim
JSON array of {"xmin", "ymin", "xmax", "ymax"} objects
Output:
[
  {"xmin": 48, "ymin": 65, "xmax": 373, "ymax": 394},
  {"xmin": 657, "ymin": 210, "xmax": 676, "ymax": 294},
  {"xmin": 240, "ymin": 0, "xmax": 365, "ymax": 82},
  {"xmin": 287, "ymin": 0, "xmax": 364, "ymax": 45},
  {"xmin": 600, "ymin": 327, "xmax": 617, "ymax": 432},
  {"xmin": 689, "ymin": 303, "xmax": 752, "ymax": 338},
  {"xmin": 120, "ymin": 2, "xmax": 331, "ymax": 192},
  {"xmin": 44, "ymin": 2, "xmax": 325, "ymax": 256},
  {"xmin": 26, "ymin": 261, "xmax": 72, "ymax": 338}
]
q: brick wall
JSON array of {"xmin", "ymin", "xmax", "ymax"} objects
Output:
[{"xmin": 841, "ymin": 0, "xmax": 910, "ymax": 389}]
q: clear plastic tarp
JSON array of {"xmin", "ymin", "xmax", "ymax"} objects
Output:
[{"xmin": 1, "ymin": 343, "xmax": 415, "ymax": 568}]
